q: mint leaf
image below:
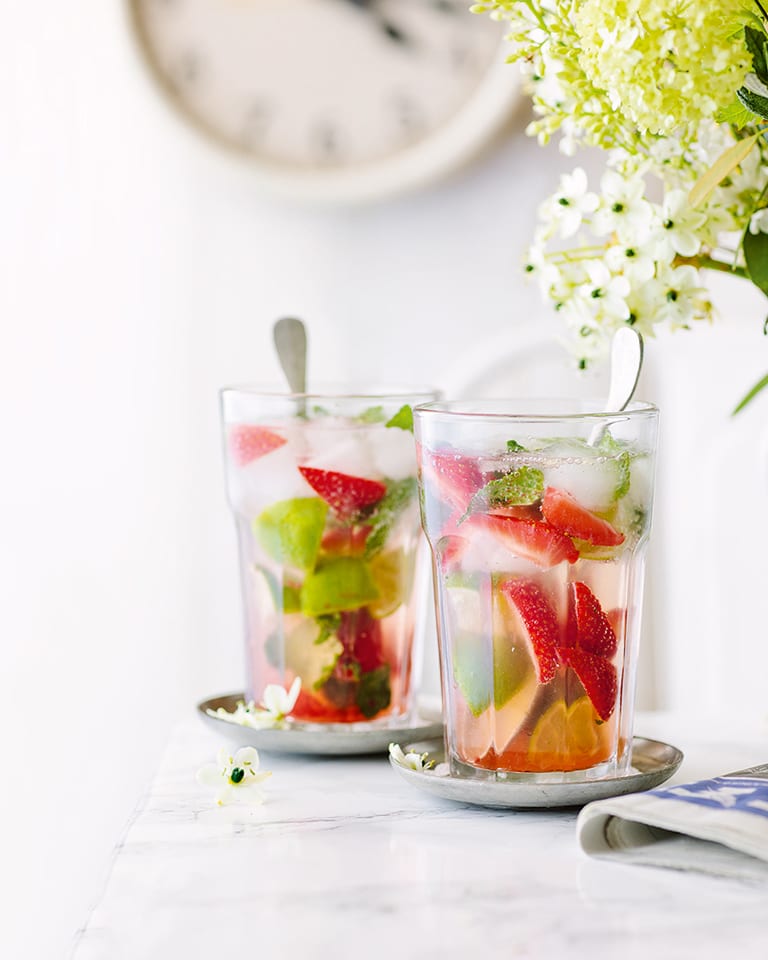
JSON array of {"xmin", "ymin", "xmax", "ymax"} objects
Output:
[
  {"xmin": 362, "ymin": 477, "xmax": 417, "ymax": 559},
  {"xmin": 506, "ymin": 440, "xmax": 527, "ymax": 452},
  {"xmin": 358, "ymin": 405, "xmax": 387, "ymax": 424},
  {"xmin": 314, "ymin": 612, "xmax": 341, "ymax": 645},
  {"xmin": 460, "ymin": 466, "xmax": 544, "ymax": 522},
  {"xmin": 597, "ymin": 434, "xmax": 631, "ymax": 500},
  {"xmin": 356, "ymin": 664, "xmax": 391, "ymax": 718},
  {"xmin": 385, "ymin": 404, "xmax": 413, "ymax": 432}
]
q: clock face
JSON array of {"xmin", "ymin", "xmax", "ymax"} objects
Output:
[{"xmin": 129, "ymin": 0, "xmax": 513, "ymax": 193}]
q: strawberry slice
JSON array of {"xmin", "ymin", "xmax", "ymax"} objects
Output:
[
  {"xmin": 465, "ymin": 514, "xmax": 578, "ymax": 568},
  {"xmin": 338, "ymin": 609, "xmax": 384, "ymax": 673},
  {"xmin": 229, "ymin": 425, "xmax": 286, "ymax": 466},
  {"xmin": 568, "ymin": 582, "xmax": 618, "ymax": 658},
  {"xmin": 562, "ymin": 647, "xmax": 617, "ymax": 721},
  {"xmin": 499, "ymin": 579, "xmax": 560, "ymax": 683},
  {"xmin": 424, "ymin": 451, "xmax": 484, "ymax": 513},
  {"xmin": 320, "ymin": 525, "xmax": 371, "ymax": 557},
  {"xmin": 542, "ymin": 487, "xmax": 625, "ymax": 547},
  {"xmin": 437, "ymin": 535, "xmax": 468, "ymax": 572},
  {"xmin": 298, "ymin": 467, "xmax": 386, "ymax": 521}
]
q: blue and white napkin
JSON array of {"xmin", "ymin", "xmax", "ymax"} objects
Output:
[{"xmin": 577, "ymin": 764, "xmax": 768, "ymax": 881}]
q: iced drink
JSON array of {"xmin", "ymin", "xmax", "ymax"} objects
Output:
[
  {"xmin": 414, "ymin": 400, "xmax": 658, "ymax": 780},
  {"xmin": 221, "ymin": 388, "xmax": 437, "ymax": 725}
]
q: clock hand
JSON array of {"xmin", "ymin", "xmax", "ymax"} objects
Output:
[{"xmin": 340, "ymin": 0, "xmax": 411, "ymax": 47}]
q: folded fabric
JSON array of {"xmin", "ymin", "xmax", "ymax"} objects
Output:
[{"xmin": 577, "ymin": 764, "xmax": 768, "ymax": 881}]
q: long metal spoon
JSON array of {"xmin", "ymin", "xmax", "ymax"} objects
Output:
[
  {"xmin": 588, "ymin": 327, "xmax": 644, "ymax": 446},
  {"xmin": 273, "ymin": 316, "xmax": 308, "ymax": 414}
]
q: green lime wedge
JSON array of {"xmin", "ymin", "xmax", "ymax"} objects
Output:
[
  {"xmin": 253, "ymin": 498, "xmax": 327, "ymax": 571},
  {"xmin": 453, "ymin": 634, "xmax": 492, "ymax": 717},
  {"xmin": 300, "ymin": 556, "xmax": 379, "ymax": 617}
]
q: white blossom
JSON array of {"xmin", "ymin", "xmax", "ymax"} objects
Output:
[{"xmin": 196, "ymin": 746, "xmax": 272, "ymax": 806}]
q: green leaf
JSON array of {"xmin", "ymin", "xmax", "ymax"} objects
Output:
[
  {"xmin": 358, "ymin": 405, "xmax": 387, "ymax": 423},
  {"xmin": 362, "ymin": 477, "xmax": 417, "ymax": 559},
  {"xmin": 385, "ymin": 404, "xmax": 414, "ymax": 432},
  {"xmin": 506, "ymin": 440, "xmax": 527, "ymax": 452},
  {"xmin": 732, "ymin": 372, "xmax": 768, "ymax": 414},
  {"xmin": 743, "ymin": 224, "xmax": 768, "ymax": 296},
  {"xmin": 716, "ymin": 100, "xmax": 761, "ymax": 128},
  {"xmin": 689, "ymin": 132, "xmax": 760, "ymax": 207},
  {"xmin": 356, "ymin": 664, "xmax": 391, "ymax": 718},
  {"xmin": 460, "ymin": 466, "xmax": 544, "ymax": 522},
  {"xmin": 745, "ymin": 26, "xmax": 768, "ymax": 82},
  {"xmin": 737, "ymin": 80, "xmax": 768, "ymax": 121}
]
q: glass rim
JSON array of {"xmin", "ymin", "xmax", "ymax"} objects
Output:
[
  {"xmin": 220, "ymin": 382, "xmax": 440, "ymax": 402},
  {"xmin": 413, "ymin": 398, "xmax": 658, "ymax": 422}
]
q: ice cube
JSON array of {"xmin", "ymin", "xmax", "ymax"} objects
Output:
[
  {"xmin": 369, "ymin": 425, "xmax": 417, "ymax": 480},
  {"xmin": 226, "ymin": 443, "xmax": 314, "ymax": 518},
  {"xmin": 301, "ymin": 419, "xmax": 377, "ymax": 478}
]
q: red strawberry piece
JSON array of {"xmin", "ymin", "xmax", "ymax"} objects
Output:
[
  {"xmin": 425, "ymin": 451, "xmax": 484, "ymax": 513},
  {"xmin": 499, "ymin": 579, "xmax": 560, "ymax": 683},
  {"xmin": 568, "ymin": 582, "xmax": 618, "ymax": 658},
  {"xmin": 338, "ymin": 609, "xmax": 383, "ymax": 672},
  {"xmin": 298, "ymin": 466, "xmax": 386, "ymax": 520},
  {"xmin": 542, "ymin": 487, "xmax": 625, "ymax": 547},
  {"xmin": 465, "ymin": 514, "xmax": 578, "ymax": 568},
  {"xmin": 229, "ymin": 425, "xmax": 286, "ymax": 466},
  {"xmin": 437, "ymin": 535, "xmax": 468, "ymax": 572},
  {"xmin": 320, "ymin": 525, "xmax": 371, "ymax": 557},
  {"xmin": 562, "ymin": 647, "xmax": 617, "ymax": 721}
]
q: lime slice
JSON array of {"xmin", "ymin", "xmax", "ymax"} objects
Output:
[
  {"xmin": 368, "ymin": 548, "xmax": 413, "ymax": 619},
  {"xmin": 300, "ymin": 556, "xmax": 379, "ymax": 617},
  {"xmin": 452, "ymin": 634, "xmax": 491, "ymax": 717},
  {"xmin": 253, "ymin": 498, "xmax": 327, "ymax": 571}
]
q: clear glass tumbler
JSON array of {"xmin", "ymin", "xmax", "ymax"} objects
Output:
[
  {"xmin": 414, "ymin": 399, "xmax": 658, "ymax": 781},
  {"xmin": 221, "ymin": 386, "xmax": 439, "ymax": 725}
]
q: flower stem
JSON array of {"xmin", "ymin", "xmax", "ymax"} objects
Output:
[{"xmin": 674, "ymin": 255, "xmax": 748, "ymax": 279}]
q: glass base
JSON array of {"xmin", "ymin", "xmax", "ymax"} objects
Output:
[{"xmin": 448, "ymin": 753, "xmax": 627, "ymax": 784}]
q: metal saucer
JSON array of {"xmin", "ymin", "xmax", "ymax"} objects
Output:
[
  {"xmin": 197, "ymin": 692, "xmax": 444, "ymax": 756},
  {"xmin": 389, "ymin": 737, "xmax": 683, "ymax": 809}
]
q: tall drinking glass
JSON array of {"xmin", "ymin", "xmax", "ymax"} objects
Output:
[
  {"xmin": 221, "ymin": 386, "xmax": 439, "ymax": 725},
  {"xmin": 414, "ymin": 399, "xmax": 658, "ymax": 781}
]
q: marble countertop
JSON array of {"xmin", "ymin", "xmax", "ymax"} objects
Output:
[{"xmin": 72, "ymin": 713, "xmax": 768, "ymax": 960}]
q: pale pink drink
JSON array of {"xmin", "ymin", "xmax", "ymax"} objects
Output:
[
  {"xmin": 415, "ymin": 400, "xmax": 658, "ymax": 780},
  {"xmin": 221, "ymin": 387, "xmax": 437, "ymax": 724}
]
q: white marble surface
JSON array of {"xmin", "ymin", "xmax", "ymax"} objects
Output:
[{"xmin": 72, "ymin": 714, "xmax": 768, "ymax": 960}]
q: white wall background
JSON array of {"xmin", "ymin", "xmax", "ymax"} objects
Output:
[{"xmin": 3, "ymin": 5, "xmax": 768, "ymax": 959}]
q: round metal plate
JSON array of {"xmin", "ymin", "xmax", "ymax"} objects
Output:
[
  {"xmin": 389, "ymin": 737, "xmax": 684, "ymax": 809},
  {"xmin": 197, "ymin": 692, "xmax": 444, "ymax": 756}
]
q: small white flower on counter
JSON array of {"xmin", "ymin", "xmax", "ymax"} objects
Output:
[
  {"xmin": 388, "ymin": 743, "xmax": 434, "ymax": 771},
  {"xmin": 206, "ymin": 677, "xmax": 302, "ymax": 729},
  {"xmin": 196, "ymin": 746, "xmax": 272, "ymax": 806}
]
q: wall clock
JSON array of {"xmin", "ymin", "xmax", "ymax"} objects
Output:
[{"xmin": 127, "ymin": 0, "xmax": 519, "ymax": 203}]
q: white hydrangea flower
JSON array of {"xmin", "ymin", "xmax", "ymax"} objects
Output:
[
  {"xmin": 196, "ymin": 746, "xmax": 272, "ymax": 806},
  {"xmin": 389, "ymin": 743, "xmax": 434, "ymax": 771}
]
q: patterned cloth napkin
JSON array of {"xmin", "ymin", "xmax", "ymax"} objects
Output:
[{"xmin": 577, "ymin": 764, "xmax": 768, "ymax": 881}]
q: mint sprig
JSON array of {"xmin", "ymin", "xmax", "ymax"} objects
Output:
[
  {"xmin": 460, "ymin": 466, "xmax": 544, "ymax": 522},
  {"xmin": 385, "ymin": 405, "xmax": 413, "ymax": 432},
  {"xmin": 361, "ymin": 477, "xmax": 417, "ymax": 558}
]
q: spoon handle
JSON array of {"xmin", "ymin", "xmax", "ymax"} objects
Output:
[
  {"xmin": 588, "ymin": 328, "xmax": 644, "ymax": 446},
  {"xmin": 273, "ymin": 316, "xmax": 308, "ymax": 396}
]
